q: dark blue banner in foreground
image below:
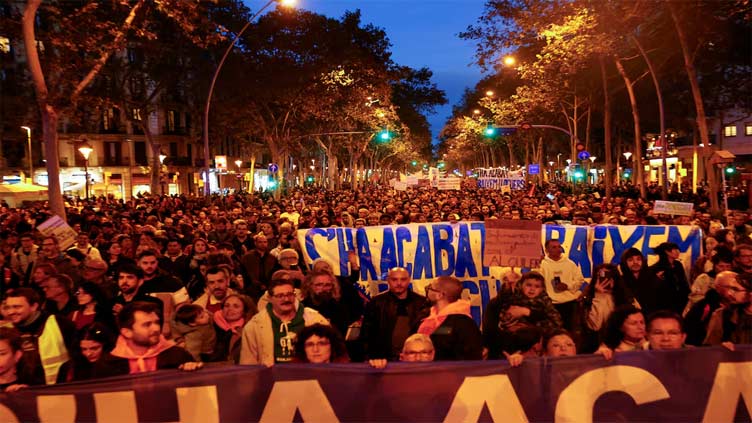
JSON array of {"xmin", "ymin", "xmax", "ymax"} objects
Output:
[{"xmin": 0, "ymin": 347, "xmax": 750, "ymax": 422}]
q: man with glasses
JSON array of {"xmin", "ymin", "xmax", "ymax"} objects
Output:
[
  {"xmin": 35, "ymin": 235, "xmax": 79, "ymax": 285},
  {"xmin": 646, "ymin": 311, "xmax": 687, "ymax": 350},
  {"xmin": 418, "ymin": 276, "xmax": 482, "ymax": 361},
  {"xmin": 361, "ymin": 267, "xmax": 429, "ymax": 362},
  {"xmin": 685, "ymin": 270, "xmax": 748, "ymax": 345},
  {"xmin": 239, "ymin": 277, "xmax": 328, "ymax": 366},
  {"xmin": 704, "ymin": 272, "xmax": 751, "ymax": 345}
]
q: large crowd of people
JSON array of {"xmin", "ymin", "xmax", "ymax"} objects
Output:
[{"xmin": 0, "ymin": 181, "xmax": 749, "ymax": 391}]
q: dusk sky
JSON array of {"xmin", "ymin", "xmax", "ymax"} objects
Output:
[{"xmin": 244, "ymin": 0, "xmax": 489, "ymax": 144}]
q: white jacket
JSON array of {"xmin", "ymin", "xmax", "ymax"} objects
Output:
[
  {"xmin": 539, "ymin": 256, "xmax": 584, "ymax": 304},
  {"xmin": 239, "ymin": 304, "xmax": 329, "ymax": 366}
]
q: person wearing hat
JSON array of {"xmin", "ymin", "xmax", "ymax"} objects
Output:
[{"xmin": 649, "ymin": 242, "xmax": 690, "ymax": 315}]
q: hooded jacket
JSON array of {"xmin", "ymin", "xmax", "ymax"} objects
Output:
[
  {"xmin": 238, "ymin": 300, "xmax": 329, "ymax": 366},
  {"xmin": 110, "ymin": 335, "xmax": 193, "ymax": 374},
  {"xmin": 539, "ymin": 255, "xmax": 584, "ymax": 304}
]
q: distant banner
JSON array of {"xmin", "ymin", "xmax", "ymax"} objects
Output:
[
  {"xmin": 1, "ymin": 348, "xmax": 750, "ymax": 422},
  {"xmin": 299, "ymin": 223, "xmax": 701, "ymax": 323},
  {"xmin": 653, "ymin": 200, "xmax": 694, "ymax": 216},
  {"xmin": 476, "ymin": 167, "xmax": 525, "ymax": 190},
  {"xmin": 437, "ymin": 178, "xmax": 461, "ymax": 190}
]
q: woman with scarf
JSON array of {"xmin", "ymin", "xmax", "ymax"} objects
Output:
[
  {"xmin": 211, "ymin": 294, "xmax": 257, "ymax": 363},
  {"xmin": 56, "ymin": 323, "xmax": 128, "ymax": 383}
]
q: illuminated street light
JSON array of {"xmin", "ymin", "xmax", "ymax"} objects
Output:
[
  {"xmin": 473, "ymin": 109, "xmax": 481, "ymax": 115},
  {"xmin": 159, "ymin": 153, "xmax": 167, "ymax": 165},
  {"xmin": 78, "ymin": 142, "xmax": 93, "ymax": 200},
  {"xmin": 566, "ymin": 159, "xmax": 572, "ymax": 165},
  {"xmin": 589, "ymin": 156, "xmax": 596, "ymax": 163},
  {"xmin": 20, "ymin": 126, "xmax": 32, "ymax": 184},
  {"xmin": 202, "ymin": 0, "xmax": 296, "ymax": 196},
  {"xmin": 485, "ymin": 90, "xmax": 494, "ymax": 97},
  {"xmin": 623, "ymin": 152, "xmax": 632, "ymax": 161},
  {"xmin": 503, "ymin": 55, "xmax": 516, "ymax": 66}
]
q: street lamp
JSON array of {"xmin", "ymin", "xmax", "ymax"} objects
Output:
[
  {"xmin": 202, "ymin": 0, "xmax": 296, "ymax": 196},
  {"xmin": 158, "ymin": 153, "xmax": 167, "ymax": 195},
  {"xmin": 20, "ymin": 126, "xmax": 32, "ymax": 184},
  {"xmin": 485, "ymin": 90, "xmax": 494, "ymax": 97},
  {"xmin": 235, "ymin": 159, "xmax": 243, "ymax": 192},
  {"xmin": 503, "ymin": 55, "xmax": 516, "ymax": 66},
  {"xmin": 78, "ymin": 142, "xmax": 93, "ymax": 200}
]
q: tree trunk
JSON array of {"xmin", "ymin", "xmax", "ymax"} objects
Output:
[
  {"xmin": 631, "ymin": 35, "xmax": 668, "ymax": 199},
  {"xmin": 614, "ymin": 56, "xmax": 646, "ymax": 198},
  {"xmin": 23, "ymin": 0, "xmax": 65, "ymax": 218},
  {"xmin": 600, "ymin": 57, "xmax": 613, "ymax": 200},
  {"xmin": 668, "ymin": 3, "xmax": 719, "ymax": 213},
  {"xmin": 143, "ymin": 123, "xmax": 161, "ymax": 196}
]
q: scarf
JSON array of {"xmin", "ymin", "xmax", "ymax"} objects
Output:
[
  {"xmin": 417, "ymin": 299, "xmax": 472, "ymax": 336},
  {"xmin": 213, "ymin": 310, "xmax": 245, "ymax": 333},
  {"xmin": 111, "ymin": 335, "xmax": 176, "ymax": 374}
]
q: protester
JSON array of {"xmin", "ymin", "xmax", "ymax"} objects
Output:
[
  {"xmin": 10, "ymin": 233, "xmax": 38, "ymax": 287},
  {"xmin": 619, "ymin": 248, "xmax": 659, "ymax": 316},
  {"xmin": 170, "ymin": 304, "xmax": 216, "ymax": 361},
  {"xmin": 684, "ymin": 246, "xmax": 734, "ymax": 315},
  {"xmin": 580, "ymin": 264, "xmax": 636, "ymax": 352},
  {"xmin": 539, "ymin": 239, "xmax": 584, "ymax": 330},
  {"xmin": 645, "ymin": 311, "xmax": 687, "ymax": 350},
  {"xmin": 603, "ymin": 305, "xmax": 647, "ymax": 352},
  {"xmin": 418, "ymin": 276, "xmax": 482, "ymax": 361},
  {"xmin": 194, "ymin": 266, "xmax": 236, "ymax": 314},
  {"xmin": 211, "ymin": 294, "xmax": 257, "ymax": 363},
  {"xmin": 109, "ymin": 301, "xmax": 201, "ymax": 373},
  {"xmin": 240, "ymin": 233, "xmax": 276, "ymax": 300},
  {"xmin": 56, "ymin": 323, "xmax": 127, "ymax": 383},
  {"xmin": 70, "ymin": 282, "xmax": 116, "ymax": 332},
  {"xmin": 239, "ymin": 278, "xmax": 329, "ymax": 366},
  {"xmin": 4, "ymin": 288, "xmax": 75, "ymax": 384},
  {"xmin": 368, "ymin": 333, "xmax": 436, "ymax": 368},
  {"xmin": 543, "ymin": 329, "xmax": 577, "ymax": 357},
  {"xmin": 294, "ymin": 323, "xmax": 349, "ymax": 364},
  {"xmin": 650, "ymin": 242, "xmax": 690, "ymax": 315},
  {"xmin": 703, "ymin": 273, "xmax": 751, "ymax": 345},
  {"xmin": 361, "ymin": 267, "xmax": 429, "ymax": 361},
  {"xmin": 40, "ymin": 274, "xmax": 77, "ymax": 318},
  {"xmin": 0, "ymin": 327, "xmax": 44, "ymax": 392}
]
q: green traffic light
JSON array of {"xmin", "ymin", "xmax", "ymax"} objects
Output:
[
  {"xmin": 725, "ymin": 167, "xmax": 735, "ymax": 174},
  {"xmin": 379, "ymin": 130, "xmax": 391, "ymax": 141},
  {"xmin": 574, "ymin": 171, "xmax": 584, "ymax": 179},
  {"xmin": 411, "ymin": 160, "xmax": 417, "ymax": 166},
  {"xmin": 484, "ymin": 126, "xmax": 496, "ymax": 137}
]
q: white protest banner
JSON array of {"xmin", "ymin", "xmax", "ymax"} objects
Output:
[
  {"xmin": 485, "ymin": 219, "xmax": 543, "ymax": 268},
  {"xmin": 37, "ymin": 215, "xmax": 78, "ymax": 250},
  {"xmin": 298, "ymin": 223, "xmax": 701, "ymax": 324},
  {"xmin": 405, "ymin": 175, "xmax": 419, "ymax": 186},
  {"xmin": 653, "ymin": 200, "xmax": 694, "ymax": 216},
  {"xmin": 428, "ymin": 167, "xmax": 439, "ymax": 187},
  {"xmin": 394, "ymin": 181, "xmax": 408, "ymax": 191},
  {"xmin": 437, "ymin": 178, "xmax": 461, "ymax": 191}
]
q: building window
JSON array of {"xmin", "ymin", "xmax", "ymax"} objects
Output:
[
  {"xmin": 187, "ymin": 144, "xmax": 192, "ymax": 162},
  {"xmin": 134, "ymin": 141, "xmax": 147, "ymax": 165},
  {"xmin": 102, "ymin": 108, "xmax": 114, "ymax": 131},
  {"xmin": 745, "ymin": 123, "xmax": 752, "ymax": 136},
  {"xmin": 724, "ymin": 125, "xmax": 737, "ymax": 137},
  {"xmin": 104, "ymin": 142, "xmax": 122, "ymax": 166},
  {"xmin": 167, "ymin": 110, "xmax": 176, "ymax": 132},
  {"xmin": 169, "ymin": 142, "xmax": 178, "ymax": 158},
  {"xmin": 131, "ymin": 108, "xmax": 142, "ymax": 121}
]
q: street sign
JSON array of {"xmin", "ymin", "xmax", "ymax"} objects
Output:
[
  {"xmin": 528, "ymin": 164, "xmax": 540, "ymax": 175},
  {"xmin": 519, "ymin": 122, "xmax": 532, "ymax": 130},
  {"xmin": 577, "ymin": 151, "xmax": 590, "ymax": 161},
  {"xmin": 499, "ymin": 127, "xmax": 517, "ymax": 136},
  {"xmin": 576, "ymin": 142, "xmax": 585, "ymax": 152},
  {"xmin": 268, "ymin": 163, "xmax": 278, "ymax": 173}
]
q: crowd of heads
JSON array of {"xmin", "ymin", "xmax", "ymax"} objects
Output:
[{"xmin": 0, "ymin": 182, "xmax": 745, "ymax": 390}]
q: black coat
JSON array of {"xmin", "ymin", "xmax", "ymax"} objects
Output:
[
  {"xmin": 649, "ymin": 259, "xmax": 690, "ymax": 315},
  {"xmin": 361, "ymin": 290, "xmax": 429, "ymax": 360},
  {"xmin": 430, "ymin": 314, "xmax": 483, "ymax": 361}
]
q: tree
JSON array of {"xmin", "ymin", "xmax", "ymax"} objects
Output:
[{"xmin": 20, "ymin": 0, "xmax": 219, "ymax": 217}]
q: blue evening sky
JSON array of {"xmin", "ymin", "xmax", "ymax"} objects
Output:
[{"xmin": 244, "ymin": 0, "xmax": 489, "ymax": 145}]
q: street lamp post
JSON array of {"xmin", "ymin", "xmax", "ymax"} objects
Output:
[
  {"xmin": 589, "ymin": 156, "xmax": 596, "ymax": 185},
  {"xmin": 235, "ymin": 159, "xmax": 243, "ymax": 192},
  {"xmin": 78, "ymin": 142, "xmax": 93, "ymax": 200},
  {"xmin": 20, "ymin": 126, "xmax": 32, "ymax": 184},
  {"xmin": 202, "ymin": 0, "xmax": 295, "ymax": 196},
  {"xmin": 623, "ymin": 152, "xmax": 632, "ymax": 183},
  {"xmin": 159, "ymin": 153, "xmax": 167, "ymax": 195}
]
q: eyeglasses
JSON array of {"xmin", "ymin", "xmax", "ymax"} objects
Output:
[
  {"xmin": 425, "ymin": 285, "xmax": 441, "ymax": 295},
  {"xmin": 726, "ymin": 286, "xmax": 748, "ymax": 294},
  {"xmin": 272, "ymin": 292, "xmax": 295, "ymax": 300},
  {"xmin": 402, "ymin": 350, "xmax": 433, "ymax": 357},
  {"xmin": 649, "ymin": 330, "xmax": 682, "ymax": 337},
  {"xmin": 304, "ymin": 340, "xmax": 330, "ymax": 348}
]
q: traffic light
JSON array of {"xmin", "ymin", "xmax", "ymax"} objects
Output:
[
  {"xmin": 573, "ymin": 170, "xmax": 585, "ymax": 180},
  {"xmin": 411, "ymin": 160, "xmax": 417, "ymax": 166},
  {"xmin": 725, "ymin": 166, "xmax": 736, "ymax": 175},
  {"xmin": 306, "ymin": 175, "xmax": 315, "ymax": 183},
  {"xmin": 484, "ymin": 125, "xmax": 496, "ymax": 137}
]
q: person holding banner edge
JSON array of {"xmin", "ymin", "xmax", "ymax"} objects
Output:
[{"xmin": 539, "ymin": 239, "xmax": 585, "ymax": 331}]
